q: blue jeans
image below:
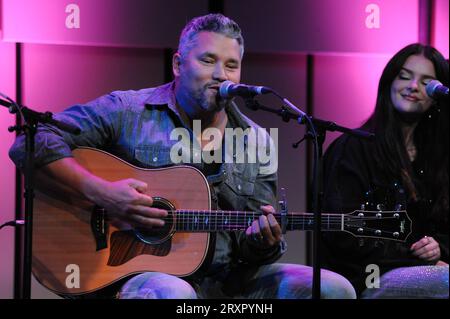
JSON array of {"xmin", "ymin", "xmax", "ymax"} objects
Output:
[
  {"xmin": 360, "ymin": 265, "xmax": 449, "ymax": 299},
  {"xmin": 118, "ymin": 263, "xmax": 356, "ymax": 299}
]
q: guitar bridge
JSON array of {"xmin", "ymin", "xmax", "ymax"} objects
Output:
[{"xmin": 91, "ymin": 206, "xmax": 108, "ymax": 251}]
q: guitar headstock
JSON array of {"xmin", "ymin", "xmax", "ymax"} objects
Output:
[{"xmin": 343, "ymin": 209, "xmax": 412, "ymax": 242}]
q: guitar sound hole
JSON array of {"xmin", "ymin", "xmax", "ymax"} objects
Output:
[{"xmin": 134, "ymin": 197, "xmax": 175, "ymax": 244}]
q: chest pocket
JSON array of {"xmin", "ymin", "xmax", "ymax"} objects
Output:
[
  {"xmin": 224, "ymin": 163, "xmax": 257, "ymax": 196},
  {"xmin": 134, "ymin": 145, "xmax": 173, "ymax": 167}
]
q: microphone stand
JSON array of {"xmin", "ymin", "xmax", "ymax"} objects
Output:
[
  {"xmin": 1, "ymin": 96, "xmax": 80, "ymax": 299},
  {"xmin": 244, "ymin": 97, "xmax": 373, "ymax": 299}
]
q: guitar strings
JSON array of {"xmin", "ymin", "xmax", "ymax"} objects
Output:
[{"xmin": 158, "ymin": 212, "xmax": 401, "ymax": 222}]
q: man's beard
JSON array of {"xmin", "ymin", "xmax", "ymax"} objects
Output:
[{"xmin": 196, "ymin": 87, "xmax": 226, "ymax": 113}]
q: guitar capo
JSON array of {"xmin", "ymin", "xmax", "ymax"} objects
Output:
[{"xmin": 278, "ymin": 188, "xmax": 288, "ymax": 234}]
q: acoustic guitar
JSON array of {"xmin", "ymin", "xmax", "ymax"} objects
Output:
[{"xmin": 32, "ymin": 147, "xmax": 412, "ymax": 296}]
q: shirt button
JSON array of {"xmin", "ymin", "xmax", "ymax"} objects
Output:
[
  {"xmin": 237, "ymin": 184, "xmax": 241, "ymax": 191},
  {"xmin": 153, "ymin": 156, "xmax": 158, "ymax": 162}
]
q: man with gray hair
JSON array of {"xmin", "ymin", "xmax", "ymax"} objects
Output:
[{"xmin": 9, "ymin": 13, "xmax": 356, "ymax": 299}]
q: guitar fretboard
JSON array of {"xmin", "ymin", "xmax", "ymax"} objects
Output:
[{"xmin": 172, "ymin": 210, "xmax": 344, "ymax": 232}]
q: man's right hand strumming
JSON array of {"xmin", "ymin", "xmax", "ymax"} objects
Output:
[
  {"xmin": 43, "ymin": 157, "xmax": 167, "ymax": 230},
  {"xmin": 90, "ymin": 178, "xmax": 167, "ymax": 229}
]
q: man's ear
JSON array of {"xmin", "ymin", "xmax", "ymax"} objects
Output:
[{"xmin": 173, "ymin": 52, "xmax": 182, "ymax": 77}]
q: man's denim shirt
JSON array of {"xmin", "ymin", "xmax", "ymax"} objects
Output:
[{"xmin": 9, "ymin": 82, "xmax": 286, "ymax": 275}]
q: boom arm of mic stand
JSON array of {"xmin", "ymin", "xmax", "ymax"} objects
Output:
[
  {"xmin": 0, "ymin": 98, "xmax": 81, "ymax": 135},
  {"xmin": 244, "ymin": 98, "xmax": 374, "ymax": 140}
]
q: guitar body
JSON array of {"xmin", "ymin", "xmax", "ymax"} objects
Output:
[{"xmin": 33, "ymin": 148, "xmax": 211, "ymax": 296}]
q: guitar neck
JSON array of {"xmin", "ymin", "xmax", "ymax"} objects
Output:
[{"xmin": 173, "ymin": 210, "xmax": 343, "ymax": 232}]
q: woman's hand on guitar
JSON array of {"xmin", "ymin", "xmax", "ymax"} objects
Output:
[
  {"xmin": 245, "ymin": 205, "xmax": 282, "ymax": 249},
  {"xmin": 410, "ymin": 236, "xmax": 441, "ymax": 262},
  {"xmin": 93, "ymin": 178, "xmax": 167, "ymax": 229}
]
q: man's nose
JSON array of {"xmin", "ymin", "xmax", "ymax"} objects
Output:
[{"xmin": 212, "ymin": 64, "xmax": 227, "ymax": 81}]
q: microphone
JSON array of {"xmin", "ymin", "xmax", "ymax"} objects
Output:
[
  {"xmin": 426, "ymin": 80, "xmax": 449, "ymax": 100},
  {"xmin": 219, "ymin": 80, "xmax": 272, "ymax": 99}
]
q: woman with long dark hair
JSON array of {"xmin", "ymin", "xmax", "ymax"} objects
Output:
[{"xmin": 321, "ymin": 43, "xmax": 449, "ymax": 298}]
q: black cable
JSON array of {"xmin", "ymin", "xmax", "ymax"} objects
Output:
[{"xmin": 0, "ymin": 220, "xmax": 25, "ymax": 230}]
